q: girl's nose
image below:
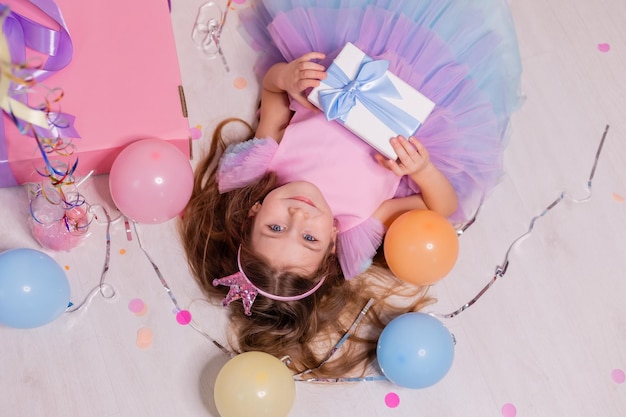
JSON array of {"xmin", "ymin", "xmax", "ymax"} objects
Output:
[{"xmin": 288, "ymin": 206, "xmax": 310, "ymax": 218}]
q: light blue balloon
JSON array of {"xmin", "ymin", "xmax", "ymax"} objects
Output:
[
  {"xmin": 377, "ymin": 312, "xmax": 455, "ymax": 389},
  {"xmin": 0, "ymin": 248, "xmax": 70, "ymax": 329}
]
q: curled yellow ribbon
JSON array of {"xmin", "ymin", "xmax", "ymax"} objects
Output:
[{"xmin": 0, "ymin": 8, "xmax": 49, "ymax": 129}]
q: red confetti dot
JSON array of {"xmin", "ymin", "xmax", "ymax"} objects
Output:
[{"xmin": 384, "ymin": 392, "xmax": 400, "ymax": 408}]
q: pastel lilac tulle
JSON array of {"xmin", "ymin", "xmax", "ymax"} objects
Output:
[
  {"xmin": 239, "ymin": 0, "xmax": 523, "ymax": 223},
  {"xmin": 218, "ymin": 138, "xmax": 278, "ymax": 193},
  {"xmin": 337, "ymin": 216, "xmax": 386, "ymax": 279}
]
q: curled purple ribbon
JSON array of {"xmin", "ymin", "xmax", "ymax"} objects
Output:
[
  {"xmin": 319, "ymin": 57, "xmax": 421, "ymax": 139},
  {"xmin": 4, "ymin": 0, "xmax": 73, "ymax": 80},
  {"xmin": 1, "ymin": 0, "xmax": 77, "ymax": 187}
]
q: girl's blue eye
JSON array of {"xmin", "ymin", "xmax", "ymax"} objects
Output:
[
  {"xmin": 269, "ymin": 224, "xmax": 284, "ymax": 232},
  {"xmin": 303, "ymin": 234, "xmax": 317, "ymax": 242}
]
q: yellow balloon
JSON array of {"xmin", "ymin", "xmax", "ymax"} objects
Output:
[{"xmin": 214, "ymin": 351, "xmax": 295, "ymax": 417}]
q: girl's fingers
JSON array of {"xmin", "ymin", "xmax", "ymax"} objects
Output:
[
  {"xmin": 299, "ymin": 51, "xmax": 326, "ymax": 62},
  {"xmin": 298, "ymin": 60, "xmax": 325, "ymax": 71},
  {"xmin": 391, "ymin": 137, "xmax": 411, "ymax": 160},
  {"xmin": 297, "ymin": 78, "xmax": 322, "ymax": 90},
  {"xmin": 375, "ymin": 154, "xmax": 390, "ymax": 168},
  {"xmin": 401, "ymin": 136, "xmax": 421, "ymax": 155},
  {"xmin": 409, "ymin": 137, "xmax": 428, "ymax": 156},
  {"xmin": 300, "ymin": 61, "xmax": 327, "ymax": 71},
  {"xmin": 393, "ymin": 137, "xmax": 422, "ymax": 169},
  {"xmin": 300, "ymin": 69, "xmax": 327, "ymax": 82},
  {"xmin": 297, "ymin": 53, "xmax": 326, "ymax": 72},
  {"xmin": 376, "ymin": 154, "xmax": 404, "ymax": 176}
]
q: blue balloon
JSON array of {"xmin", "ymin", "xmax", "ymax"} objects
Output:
[
  {"xmin": 0, "ymin": 248, "xmax": 70, "ymax": 329},
  {"xmin": 377, "ymin": 312, "xmax": 455, "ymax": 389}
]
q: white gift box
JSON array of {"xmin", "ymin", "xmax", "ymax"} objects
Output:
[{"xmin": 308, "ymin": 42, "xmax": 435, "ymax": 160}]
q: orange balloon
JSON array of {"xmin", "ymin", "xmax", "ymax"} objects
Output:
[{"xmin": 384, "ymin": 210, "xmax": 459, "ymax": 285}]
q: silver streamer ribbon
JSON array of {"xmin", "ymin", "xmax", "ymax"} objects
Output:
[
  {"xmin": 66, "ymin": 205, "xmax": 116, "ymax": 312},
  {"xmin": 438, "ymin": 124, "xmax": 610, "ymax": 319},
  {"xmin": 294, "ymin": 297, "xmax": 388, "ymax": 383},
  {"xmin": 131, "ymin": 221, "xmax": 232, "ymax": 356},
  {"xmin": 191, "ymin": 1, "xmax": 231, "ymax": 72},
  {"xmin": 64, "ymin": 206, "xmax": 232, "ymax": 356}
]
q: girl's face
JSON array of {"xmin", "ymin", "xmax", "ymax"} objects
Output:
[{"xmin": 249, "ymin": 181, "xmax": 337, "ymax": 275}]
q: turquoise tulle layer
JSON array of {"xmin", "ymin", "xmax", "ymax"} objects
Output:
[{"xmin": 239, "ymin": 0, "xmax": 523, "ymax": 222}]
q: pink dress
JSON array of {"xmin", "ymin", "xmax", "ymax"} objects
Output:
[
  {"xmin": 218, "ymin": 101, "xmax": 411, "ymax": 279},
  {"xmin": 219, "ymin": 0, "xmax": 524, "ymax": 279}
]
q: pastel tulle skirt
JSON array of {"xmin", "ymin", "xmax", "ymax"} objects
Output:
[{"xmin": 239, "ymin": 0, "xmax": 523, "ymax": 222}]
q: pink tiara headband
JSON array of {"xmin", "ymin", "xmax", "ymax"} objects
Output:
[{"xmin": 212, "ymin": 246, "xmax": 327, "ymax": 316}]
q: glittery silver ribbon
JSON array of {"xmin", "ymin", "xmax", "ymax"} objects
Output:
[
  {"xmin": 132, "ymin": 221, "xmax": 232, "ymax": 356},
  {"xmin": 65, "ymin": 205, "xmax": 115, "ymax": 312},
  {"xmin": 437, "ymin": 124, "xmax": 610, "ymax": 319},
  {"xmin": 294, "ymin": 298, "xmax": 389, "ymax": 383}
]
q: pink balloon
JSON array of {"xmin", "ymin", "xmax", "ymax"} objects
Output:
[{"xmin": 109, "ymin": 138, "xmax": 193, "ymax": 224}]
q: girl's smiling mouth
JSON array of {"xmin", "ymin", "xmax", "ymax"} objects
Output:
[{"xmin": 291, "ymin": 196, "xmax": 316, "ymax": 207}]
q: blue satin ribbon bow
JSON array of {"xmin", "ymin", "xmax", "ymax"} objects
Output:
[{"xmin": 319, "ymin": 56, "xmax": 421, "ymax": 138}]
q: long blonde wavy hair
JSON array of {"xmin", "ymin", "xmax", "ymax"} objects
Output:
[{"xmin": 179, "ymin": 118, "xmax": 433, "ymax": 378}]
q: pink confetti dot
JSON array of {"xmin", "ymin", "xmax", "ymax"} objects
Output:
[
  {"xmin": 190, "ymin": 126, "xmax": 202, "ymax": 140},
  {"xmin": 612, "ymin": 369, "xmax": 625, "ymax": 384},
  {"xmin": 128, "ymin": 298, "xmax": 145, "ymax": 314},
  {"xmin": 385, "ymin": 392, "xmax": 400, "ymax": 408},
  {"xmin": 598, "ymin": 43, "xmax": 610, "ymax": 52},
  {"xmin": 232, "ymin": 0, "xmax": 246, "ymax": 4},
  {"xmin": 176, "ymin": 309, "xmax": 192, "ymax": 325},
  {"xmin": 502, "ymin": 403, "xmax": 517, "ymax": 417}
]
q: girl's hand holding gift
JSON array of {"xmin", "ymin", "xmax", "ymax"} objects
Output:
[
  {"xmin": 258, "ymin": 52, "xmax": 326, "ymax": 140},
  {"xmin": 376, "ymin": 135, "xmax": 458, "ymax": 219},
  {"xmin": 265, "ymin": 52, "xmax": 327, "ymax": 110},
  {"xmin": 285, "ymin": 52, "xmax": 327, "ymax": 106},
  {"xmin": 375, "ymin": 136, "xmax": 431, "ymax": 179}
]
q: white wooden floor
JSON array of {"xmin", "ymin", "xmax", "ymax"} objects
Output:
[{"xmin": 2, "ymin": 0, "xmax": 626, "ymax": 416}]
